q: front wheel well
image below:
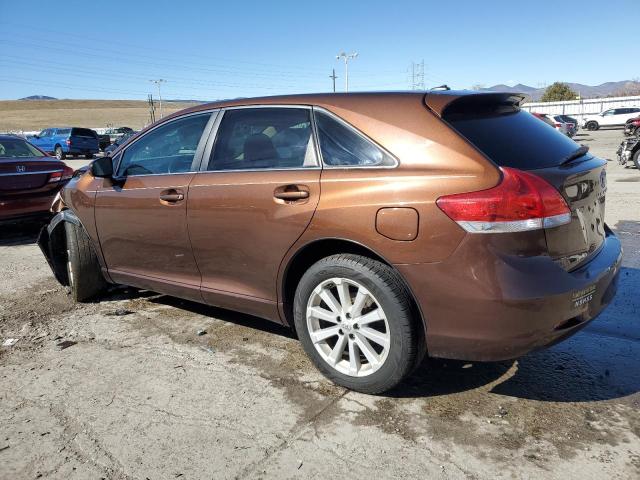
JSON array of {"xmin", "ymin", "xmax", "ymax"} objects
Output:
[
  {"xmin": 281, "ymin": 239, "xmax": 425, "ymax": 334},
  {"xmin": 48, "ymin": 220, "xmax": 70, "ymax": 286}
]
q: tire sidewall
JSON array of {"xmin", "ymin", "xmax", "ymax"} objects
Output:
[{"xmin": 294, "ymin": 257, "xmax": 415, "ymax": 392}]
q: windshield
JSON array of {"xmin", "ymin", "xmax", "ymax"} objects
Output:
[{"xmin": 0, "ymin": 138, "xmax": 46, "ymax": 158}]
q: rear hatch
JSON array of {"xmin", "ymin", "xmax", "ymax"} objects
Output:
[
  {"xmin": 0, "ymin": 158, "xmax": 65, "ymax": 193},
  {"xmin": 70, "ymin": 128, "xmax": 99, "ymax": 150},
  {"xmin": 434, "ymin": 93, "xmax": 606, "ymax": 271}
]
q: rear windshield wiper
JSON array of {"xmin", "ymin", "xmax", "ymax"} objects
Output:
[{"xmin": 561, "ymin": 145, "xmax": 589, "ymax": 165}]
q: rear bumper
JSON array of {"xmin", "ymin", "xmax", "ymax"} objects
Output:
[
  {"xmin": 397, "ymin": 227, "xmax": 623, "ymax": 361},
  {"xmin": 68, "ymin": 149, "xmax": 99, "ymax": 154},
  {"xmin": 0, "ymin": 192, "xmax": 58, "ymax": 222}
]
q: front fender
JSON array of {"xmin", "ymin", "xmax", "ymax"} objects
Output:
[{"xmin": 37, "ymin": 211, "xmax": 74, "ymax": 286}]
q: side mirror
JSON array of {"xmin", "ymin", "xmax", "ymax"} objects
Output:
[{"xmin": 91, "ymin": 155, "xmax": 114, "ymax": 178}]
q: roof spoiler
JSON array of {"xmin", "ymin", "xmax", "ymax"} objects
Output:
[{"xmin": 424, "ymin": 91, "xmax": 527, "ymax": 118}]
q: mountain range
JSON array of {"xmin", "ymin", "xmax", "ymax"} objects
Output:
[{"xmin": 480, "ymin": 80, "xmax": 640, "ymax": 101}]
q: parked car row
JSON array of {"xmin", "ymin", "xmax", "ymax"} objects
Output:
[
  {"xmin": 25, "ymin": 126, "xmax": 136, "ymax": 160},
  {"xmin": 531, "ymin": 112, "xmax": 577, "ymax": 137}
]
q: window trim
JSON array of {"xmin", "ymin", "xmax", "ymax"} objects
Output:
[
  {"xmin": 114, "ymin": 109, "xmax": 219, "ymax": 178},
  {"xmin": 312, "ymin": 107, "xmax": 399, "ymax": 169},
  {"xmin": 199, "ymin": 105, "xmax": 322, "ymax": 173}
]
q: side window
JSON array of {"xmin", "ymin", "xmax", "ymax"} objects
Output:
[
  {"xmin": 39, "ymin": 129, "xmax": 50, "ymax": 137},
  {"xmin": 117, "ymin": 113, "xmax": 210, "ymax": 176},
  {"xmin": 208, "ymin": 108, "xmax": 316, "ymax": 171},
  {"xmin": 314, "ymin": 110, "xmax": 396, "ymax": 167},
  {"xmin": 603, "ymin": 110, "xmax": 614, "ymax": 116}
]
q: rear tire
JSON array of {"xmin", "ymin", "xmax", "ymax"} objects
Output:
[
  {"xmin": 85, "ymin": 153, "xmax": 94, "ymax": 159},
  {"xmin": 65, "ymin": 222, "xmax": 108, "ymax": 302},
  {"xmin": 294, "ymin": 254, "xmax": 423, "ymax": 394},
  {"xmin": 55, "ymin": 146, "xmax": 66, "ymax": 160},
  {"xmin": 586, "ymin": 121, "xmax": 599, "ymax": 131}
]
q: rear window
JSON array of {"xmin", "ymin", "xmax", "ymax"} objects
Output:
[
  {"xmin": 71, "ymin": 128, "xmax": 97, "ymax": 138},
  {"xmin": 444, "ymin": 102, "xmax": 581, "ymax": 170},
  {"xmin": 0, "ymin": 138, "xmax": 45, "ymax": 158}
]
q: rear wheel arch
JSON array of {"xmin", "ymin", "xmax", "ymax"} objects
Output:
[{"xmin": 280, "ymin": 238, "xmax": 426, "ymax": 338}]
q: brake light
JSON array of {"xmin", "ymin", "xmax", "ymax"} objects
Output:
[
  {"xmin": 554, "ymin": 123, "xmax": 562, "ymax": 127},
  {"xmin": 48, "ymin": 166, "xmax": 75, "ymax": 183},
  {"xmin": 66, "ymin": 139, "xmax": 71, "ymax": 145},
  {"xmin": 436, "ymin": 167, "xmax": 571, "ymax": 233}
]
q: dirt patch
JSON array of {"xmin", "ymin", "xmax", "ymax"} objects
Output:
[
  {"xmin": 117, "ymin": 294, "xmax": 348, "ymax": 427},
  {"xmin": 0, "ymin": 278, "xmax": 79, "ymax": 359}
]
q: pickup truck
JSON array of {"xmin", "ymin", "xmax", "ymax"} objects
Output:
[{"xmin": 28, "ymin": 127, "xmax": 100, "ymax": 160}]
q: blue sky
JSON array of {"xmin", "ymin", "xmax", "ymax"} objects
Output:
[{"xmin": 0, "ymin": 0, "xmax": 638, "ymax": 100}]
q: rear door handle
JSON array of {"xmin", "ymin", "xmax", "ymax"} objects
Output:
[
  {"xmin": 159, "ymin": 189, "xmax": 185, "ymax": 203},
  {"xmin": 274, "ymin": 190, "xmax": 309, "ymax": 200}
]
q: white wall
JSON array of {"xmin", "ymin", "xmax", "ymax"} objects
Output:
[{"xmin": 521, "ymin": 95, "xmax": 640, "ymax": 121}]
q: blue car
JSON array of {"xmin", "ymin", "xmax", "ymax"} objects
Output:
[{"xmin": 28, "ymin": 127, "xmax": 100, "ymax": 160}]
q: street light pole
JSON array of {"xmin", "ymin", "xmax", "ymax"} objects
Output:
[
  {"xmin": 149, "ymin": 79, "xmax": 166, "ymax": 118},
  {"xmin": 336, "ymin": 52, "xmax": 358, "ymax": 92}
]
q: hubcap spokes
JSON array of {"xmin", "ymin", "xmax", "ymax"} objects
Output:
[{"xmin": 306, "ymin": 278, "xmax": 390, "ymax": 377}]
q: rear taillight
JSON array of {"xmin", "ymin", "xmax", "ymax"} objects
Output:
[
  {"xmin": 554, "ymin": 123, "xmax": 562, "ymax": 127},
  {"xmin": 48, "ymin": 166, "xmax": 74, "ymax": 183},
  {"xmin": 66, "ymin": 139, "xmax": 71, "ymax": 145},
  {"xmin": 436, "ymin": 167, "xmax": 571, "ymax": 233}
]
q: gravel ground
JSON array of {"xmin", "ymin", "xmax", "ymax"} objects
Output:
[{"xmin": 1, "ymin": 129, "xmax": 639, "ymax": 479}]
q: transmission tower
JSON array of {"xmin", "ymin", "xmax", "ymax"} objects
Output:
[{"xmin": 410, "ymin": 61, "xmax": 425, "ymax": 90}]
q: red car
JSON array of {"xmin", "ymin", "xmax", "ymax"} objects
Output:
[
  {"xmin": 0, "ymin": 135, "xmax": 74, "ymax": 224},
  {"xmin": 624, "ymin": 117, "xmax": 640, "ymax": 136}
]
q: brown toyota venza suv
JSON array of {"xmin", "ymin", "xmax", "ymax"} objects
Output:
[{"xmin": 39, "ymin": 91, "xmax": 622, "ymax": 393}]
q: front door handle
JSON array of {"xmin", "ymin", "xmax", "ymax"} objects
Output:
[{"xmin": 159, "ymin": 189, "xmax": 185, "ymax": 203}]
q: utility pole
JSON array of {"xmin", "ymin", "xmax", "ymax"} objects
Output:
[
  {"xmin": 147, "ymin": 94, "xmax": 156, "ymax": 124},
  {"xmin": 336, "ymin": 52, "xmax": 358, "ymax": 92},
  {"xmin": 410, "ymin": 60, "xmax": 425, "ymax": 90},
  {"xmin": 149, "ymin": 79, "xmax": 166, "ymax": 118},
  {"xmin": 329, "ymin": 68, "xmax": 338, "ymax": 93}
]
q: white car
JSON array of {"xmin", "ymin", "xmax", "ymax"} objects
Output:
[{"xmin": 582, "ymin": 107, "xmax": 640, "ymax": 131}]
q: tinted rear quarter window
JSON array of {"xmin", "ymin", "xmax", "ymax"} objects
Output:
[
  {"xmin": 314, "ymin": 111, "xmax": 395, "ymax": 167},
  {"xmin": 444, "ymin": 102, "xmax": 582, "ymax": 170}
]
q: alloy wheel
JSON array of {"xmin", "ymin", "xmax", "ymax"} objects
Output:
[{"xmin": 306, "ymin": 277, "xmax": 390, "ymax": 377}]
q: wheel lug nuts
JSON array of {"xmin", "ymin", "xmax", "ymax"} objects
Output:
[
  {"xmin": 338, "ymin": 329, "xmax": 343, "ymax": 335},
  {"xmin": 353, "ymin": 324, "xmax": 359, "ymax": 329},
  {"xmin": 348, "ymin": 333, "xmax": 355, "ymax": 339}
]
